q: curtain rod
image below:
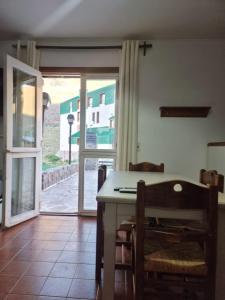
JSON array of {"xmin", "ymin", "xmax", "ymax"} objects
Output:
[{"xmin": 13, "ymin": 41, "xmax": 152, "ymax": 56}]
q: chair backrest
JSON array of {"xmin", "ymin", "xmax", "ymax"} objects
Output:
[
  {"xmin": 135, "ymin": 180, "xmax": 218, "ymax": 296},
  {"xmin": 200, "ymin": 169, "xmax": 224, "ymax": 193},
  {"xmin": 98, "ymin": 165, "xmax": 107, "ymax": 191},
  {"xmin": 129, "ymin": 162, "xmax": 164, "ymax": 172},
  {"xmin": 136, "ymin": 180, "xmax": 218, "ymax": 272}
]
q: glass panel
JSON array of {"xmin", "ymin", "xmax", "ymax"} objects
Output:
[
  {"xmin": 11, "ymin": 157, "xmax": 35, "ymax": 216},
  {"xmin": 40, "ymin": 77, "xmax": 81, "ymax": 214},
  {"xmin": 83, "ymin": 158, "xmax": 114, "ymax": 210},
  {"xmin": 13, "ymin": 68, "xmax": 36, "ymax": 147},
  {"xmin": 55, "ymin": 78, "xmax": 81, "ymax": 163},
  {"xmin": 85, "ymin": 80, "xmax": 116, "ymax": 150}
]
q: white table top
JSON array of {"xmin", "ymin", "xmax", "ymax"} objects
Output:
[{"xmin": 96, "ymin": 171, "xmax": 225, "ymax": 207}]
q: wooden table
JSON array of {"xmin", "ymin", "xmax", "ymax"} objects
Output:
[{"xmin": 96, "ymin": 171, "xmax": 225, "ymax": 300}]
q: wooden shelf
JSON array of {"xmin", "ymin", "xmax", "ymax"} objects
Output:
[
  {"xmin": 160, "ymin": 106, "xmax": 211, "ymax": 118},
  {"xmin": 208, "ymin": 142, "xmax": 225, "ymax": 147}
]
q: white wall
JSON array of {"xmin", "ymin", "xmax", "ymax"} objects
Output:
[
  {"xmin": 0, "ymin": 41, "xmax": 16, "ymax": 175},
  {"xmin": 0, "ymin": 41, "xmax": 15, "ymax": 66},
  {"xmin": 138, "ymin": 40, "xmax": 225, "ymax": 179},
  {"xmin": 0, "ymin": 116, "xmax": 3, "ymax": 174},
  {"xmin": 207, "ymin": 146, "xmax": 225, "ymax": 178},
  {"xmin": 39, "ymin": 39, "xmax": 121, "ymax": 67},
  {"xmin": 1, "ymin": 39, "xmax": 225, "ymax": 180}
]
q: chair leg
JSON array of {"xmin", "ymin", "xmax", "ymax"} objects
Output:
[
  {"xmin": 126, "ymin": 230, "xmax": 131, "ymax": 242},
  {"xmin": 205, "ymin": 276, "xmax": 216, "ymax": 300},
  {"xmin": 134, "ymin": 269, "xmax": 144, "ymax": 300},
  {"xmin": 95, "ymin": 203, "xmax": 104, "ymax": 283},
  {"xmin": 95, "ymin": 245, "xmax": 102, "ymax": 283},
  {"xmin": 205, "ymin": 288, "xmax": 215, "ymax": 300},
  {"xmin": 183, "ymin": 289, "xmax": 191, "ymax": 300}
]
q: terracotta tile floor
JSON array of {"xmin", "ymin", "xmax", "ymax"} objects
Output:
[{"xmin": 0, "ymin": 216, "xmax": 134, "ymax": 300}]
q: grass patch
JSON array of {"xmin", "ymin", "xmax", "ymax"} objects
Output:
[{"xmin": 42, "ymin": 154, "xmax": 67, "ymax": 171}]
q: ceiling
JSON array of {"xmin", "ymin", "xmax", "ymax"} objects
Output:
[{"xmin": 0, "ymin": 0, "xmax": 225, "ymax": 40}]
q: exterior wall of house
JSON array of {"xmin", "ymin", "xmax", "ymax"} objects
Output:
[{"xmin": 60, "ymin": 84, "xmax": 115, "ymax": 157}]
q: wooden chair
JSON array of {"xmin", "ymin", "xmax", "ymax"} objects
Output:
[
  {"xmin": 118, "ymin": 161, "xmax": 165, "ymax": 241},
  {"xmin": 129, "ymin": 162, "xmax": 164, "ymax": 172},
  {"xmin": 159, "ymin": 169, "xmax": 224, "ymax": 230},
  {"xmin": 133, "ymin": 180, "xmax": 218, "ymax": 300},
  {"xmin": 95, "ymin": 165, "xmax": 107, "ymax": 283},
  {"xmin": 200, "ymin": 169, "xmax": 224, "ymax": 193},
  {"xmin": 95, "ymin": 165, "xmax": 132, "ymax": 284}
]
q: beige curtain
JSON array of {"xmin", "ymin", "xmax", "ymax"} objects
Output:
[
  {"xmin": 16, "ymin": 40, "xmax": 41, "ymax": 69},
  {"xmin": 116, "ymin": 40, "xmax": 139, "ymax": 170}
]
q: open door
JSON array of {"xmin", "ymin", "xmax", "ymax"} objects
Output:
[{"xmin": 3, "ymin": 55, "xmax": 42, "ymax": 227}]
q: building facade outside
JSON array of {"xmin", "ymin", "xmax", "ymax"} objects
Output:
[{"xmin": 59, "ymin": 84, "xmax": 116, "ymax": 162}]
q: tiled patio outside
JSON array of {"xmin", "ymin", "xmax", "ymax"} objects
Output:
[
  {"xmin": 40, "ymin": 171, "xmax": 98, "ymax": 213},
  {"xmin": 0, "ymin": 215, "xmax": 134, "ymax": 300}
]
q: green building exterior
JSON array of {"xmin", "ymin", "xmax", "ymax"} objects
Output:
[{"xmin": 60, "ymin": 84, "xmax": 116, "ymax": 147}]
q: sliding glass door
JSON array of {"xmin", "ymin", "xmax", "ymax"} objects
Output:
[{"xmin": 78, "ymin": 75, "xmax": 118, "ymax": 214}]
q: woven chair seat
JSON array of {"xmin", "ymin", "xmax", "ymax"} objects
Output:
[
  {"xmin": 144, "ymin": 239, "xmax": 207, "ymax": 276},
  {"xmin": 120, "ymin": 216, "xmax": 155, "ymax": 227},
  {"xmin": 158, "ymin": 218, "xmax": 205, "ymax": 231}
]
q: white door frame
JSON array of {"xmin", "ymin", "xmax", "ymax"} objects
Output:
[
  {"xmin": 78, "ymin": 74, "xmax": 118, "ymax": 215},
  {"xmin": 3, "ymin": 55, "xmax": 42, "ymax": 227}
]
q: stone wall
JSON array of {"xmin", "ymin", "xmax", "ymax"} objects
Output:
[
  {"xmin": 42, "ymin": 163, "xmax": 78, "ymax": 190},
  {"xmin": 42, "ymin": 104, "xmax": 60, "ymax": 159}
]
